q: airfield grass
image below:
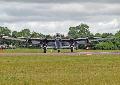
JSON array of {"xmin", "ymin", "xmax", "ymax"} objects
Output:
[
  {"xmin": 2, "ymin": 48, "xmax": 120, "ymax": 53},
  {"xmin": 0, "ymin": 54, "xmax": 120, "ymax": 85}
]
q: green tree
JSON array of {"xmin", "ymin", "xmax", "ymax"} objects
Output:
[
  {"xmin": 101, "ymin": 33, "xmax": 113, "ymax": 38},
  {"xmin": 115, "ymin": 30, "xmax": 120, "ymax": 38},
  {"xmin": 31, "ymin": 32, "xmax": 45, "ymax": 38},
  {"xmin": 19, "ymin": 29, "xmax": 31, "ymax": 37},
  {"xmin": 112, "ymin": 37, "xmax": 120, "ymax": 49},
  {"xmin": 45, "ymin": 35, "xmax": 52, "ymax": 39},
  {"xmin": 68, "ymin": 23, "xmax": 90, "ymax": 38},
  {"xmin": 0, "ymin": 26, "xmax": 11, "ymax": 36},
  {"xmin": 95, "ymin": 33, "xmax": 101, "ymax": 37},
  {"xmin": 12, "ymin": 31, "xmax": 18, "ymax": 38}
]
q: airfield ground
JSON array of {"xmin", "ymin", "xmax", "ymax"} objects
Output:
[{"xmin": 0, "ymin": 49, "xmax": 120, "ymax": 85}]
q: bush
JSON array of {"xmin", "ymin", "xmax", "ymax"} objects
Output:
[{"xmin": 95, "ymin": 42, "xmax": 116, "ymax": 50}]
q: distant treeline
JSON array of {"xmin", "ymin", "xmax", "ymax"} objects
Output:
[{"xmin": 0, "ymin": 24, "xmax": 120, "ymax": 39}]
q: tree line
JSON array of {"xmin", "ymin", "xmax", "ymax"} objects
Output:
[
  {"xmin": 0, "ymin": 24, "xmax": 120, "ymax": 39},
  {"xmin": 68, "ymin": 23, "xmax": 120, "ymax": 39}
]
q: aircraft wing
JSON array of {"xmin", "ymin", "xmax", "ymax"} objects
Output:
[
  {"xmin": 60, "ymin": 38, "xmax": 89, "ymax": 44},
  {"xmin": 28, "ymin": 38, "xmax": 89, "ymax": 45},
  {"xmin": 2, "ymin": 37, "xmax": 26, "ymax": 42},
  {"xmin": 27, "ymin": 38, "xmax": 55, "ymax": 43}
]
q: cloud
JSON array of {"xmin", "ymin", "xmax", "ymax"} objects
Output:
[
  {"xmin": 89, "ymin": 19, "xmax": 120, "ymax": 34},
  {"xmin": 0, "ymin": 1, "xmax": 120, "ymax": 35},
  {"xmin": 0, "ymin": 3, "xmax": 120, "ymax": 22},
  {"xmin": 1, "ymin": 0, "xmax": 120, "ymax": 3}
]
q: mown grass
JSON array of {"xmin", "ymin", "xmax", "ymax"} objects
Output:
[
  {"xmin": 0, "ymin": 55, "xmax": 120, "ymax": 85},
  {"xmin": 2, "ymin": 48, "xmax": 120, "ymax": 53}
]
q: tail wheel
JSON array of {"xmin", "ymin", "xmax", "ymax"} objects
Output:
[{"xmin": 43, "ymin": 46, "xmax": 47, "ymax": 53}]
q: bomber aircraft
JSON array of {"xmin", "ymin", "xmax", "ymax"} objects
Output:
[{"xmin": 18, "ymin": 33, "xmax": 90, "ymax": 53}]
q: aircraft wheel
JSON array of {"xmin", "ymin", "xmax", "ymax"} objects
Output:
[
  {"xmin": 43, "ymin": 47, "xmax": 47, "ymax": 53},
  {"xmin": 58, "ymin": 49, "xmax": 60, "ymax": 53},
  {"xmin": 71, "ymin": 47, "xmax": 74, "ymax": 52}
]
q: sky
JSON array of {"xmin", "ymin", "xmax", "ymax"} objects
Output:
[{"xmin": 0, "ymin": 0, "xmax": 120, "ymax": 35}]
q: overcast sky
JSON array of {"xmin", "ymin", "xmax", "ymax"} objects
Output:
[{"xmin": 0, "ymin": 0, "xmax": 120, "ymax": 35}]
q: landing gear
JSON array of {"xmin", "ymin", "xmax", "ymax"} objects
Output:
[
  {"xmin": 58, "ymin": 49, "xmax": 60, "ymax": 53},
  {"xmin": 70, "ymin": 39, "xmax": 74, "ymax": 53},
  {"xmin": 43, "ymin": 38, "xmax": 48, "ymax": 53},
  {"xmin": 43, "ymin": 46, "xmax": 47, "ymax": 53},
  {"xmin": 70, "ymin": 46, "xmax": 74, "ymax": 52}
]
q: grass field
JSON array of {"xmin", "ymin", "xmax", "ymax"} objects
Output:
[
  {"xmin": 0, "ymin": 54, "xmax": 120, "ymax": 85},
  {"xmin": 2, "ymin": 48, "xmax": 120, "ymax": 53}
]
